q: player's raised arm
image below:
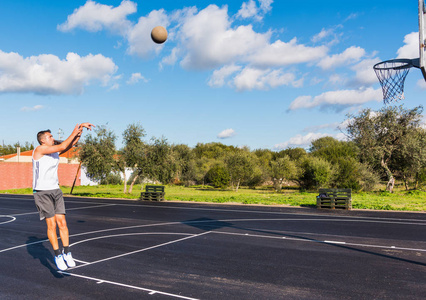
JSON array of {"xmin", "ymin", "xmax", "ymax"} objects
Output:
[{"xmin": 34, "ymin": 124, "xmax": 84, "ymax": 159}]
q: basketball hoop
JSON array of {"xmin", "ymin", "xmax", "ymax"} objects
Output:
[
  {"xmin": 373, "ymin": 0, "xmax": 426, "ymax": 104},
  {"xmin": 373, "ymin": 59, "xmax": 415, "ymax": 104}
]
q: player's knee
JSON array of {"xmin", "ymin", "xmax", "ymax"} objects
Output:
[
  {"xmin": 46, "ymin": 218, "xmax": 57, "ymax": 230},
  {"xmin": 56, "ymin": 216, "xmax": 67, "ymax": 229}
]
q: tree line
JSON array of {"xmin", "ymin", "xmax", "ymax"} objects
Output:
[
  {"xmin": 3, "ymin": 105, "xmax": 424, "ymax": 193},
  {"xmin": 0, "ymin": 142, "xmax": 34, "ymax": 156},
  {"xmin": 76, "ymin": 105, "xmax": 426, "ymax": 193}
]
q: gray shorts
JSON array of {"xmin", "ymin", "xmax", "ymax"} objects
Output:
[{"xmin": 33, "ymin": 189, "xmax": 66, "ymax": 220}]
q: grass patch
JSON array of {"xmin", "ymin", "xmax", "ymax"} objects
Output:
[{"xmin": 2, "ymin": 185, "xmax": 426, "ymax": 211}]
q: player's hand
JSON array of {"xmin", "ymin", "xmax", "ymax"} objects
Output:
[
  {"xmin": 72, "ymin": 124, "xmax": 83, "ymax": 136},
  {"xmin": 79, "ymin": 122, "xmax": 95, "ymax": 130}
]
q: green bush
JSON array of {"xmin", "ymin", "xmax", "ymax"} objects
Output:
[
  {"xmin": 100, "ymin": 173, "xmax": 122, "ymax": 185},
  {"xmin": 357, "ymin": 163, "xmax": 380, "ymax": 191},
  {"xmin": 299, "ymin": 156, "xmax": 334, "ymax": 189},
  {"xmin": 332, "ymin": 158, "xmax": 359, "ymax": 190},
  {"xmin": 205, "ymin": 165, "xmax": 230, "ymax": 189}
]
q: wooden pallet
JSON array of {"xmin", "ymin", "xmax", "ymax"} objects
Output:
[
  {"xmin": 317, "ymin": 188, "xmax": 351, "ymax": 210},
  {"xmin": 140, "ymin": 185, "xmax": 165, "ymax": 201}
]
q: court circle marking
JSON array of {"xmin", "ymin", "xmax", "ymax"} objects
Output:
[{"xmin": 0, "ymin": 215, "xmax": 16, "ymax": 225}]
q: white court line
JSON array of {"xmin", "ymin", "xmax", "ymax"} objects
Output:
[
  {"xmin": 0, "ymin": 238, "xmax": 50, "ymax": 253},
  {"xmin": 212, "ymin": 231, "xmax": 426, "ymax": 252},
  {"xmin": 70, "ymin": 232, "xmax": 194, "ymax": 247},
  {"xmin": 0, "ymin": 215, "xmax": 16, "ymax": 225},
  {"xmin": 73, "ymin": 258, "xmax": 90, "ymax": 265},
  {"xmin": 69, "ymin": 231, "xmax": 211, "ymax": 271},
  {"xmin": 58, "ymin": 271, "xmax": 199, "ymax": 300},
  {"xmin": 10, "ymin": 203, "xmax": 117, "ymax": 217},
  {"xmin": 2, "ymin": 217, "xmax": 425, "ymax": 254}
]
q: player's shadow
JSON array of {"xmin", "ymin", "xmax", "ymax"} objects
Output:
[
  {"xmin": 183, "ymin": 218, "xmax": 426, "ymax": 267},
  {"xmin": 183, "ymin": 218, "xmax": 234, "ymax": 231},
  {"xmin": 26, "ymin": 236, "xmax": 64, "ymax": 278}
]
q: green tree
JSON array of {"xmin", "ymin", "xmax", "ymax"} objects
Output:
[
  {"xmin": 275, "ymin": 147, "xmax": 307, "ymax": 161},
  {"xmin": 269, "ymin": 156, "xmax": 297, "ymax": 191},
  {"xmin": 173, "ymin": 144, "xmax": 196, "ymax": 185},
  {"xmin": 298, "ymin": 156, "xmax": 334, "ymax": 190},
  {"xmin": 193, "ymin": 142, "xmax": 236, "ymax": 159},
  {"xmin": 0, "ymin": 142, "xmax": 34, "ymax": 155},
  {"xmin": 205, "ymin": 164, "xmax": 230, "ymax": 188},
  {"xmin": 310, "ymin": 137, "xmax": 358, "ymax": 163},
  {"xmin": 357, "ymin": 163, "xmax": 380, "ymax": 191},
  {"xmin": 346, "ymin": 105, "xmax": 424, "ymax": 192},
  {"xmin": 193, "ymin": 157, "xmax": 217, "ymax": 185},
  {"xmin": 122, "ymin": 123, "xmax": 146, "ymax": 193},
  {"xmin": 390, "ymin": 128, "xmax": 426, "ymax": 190},
  {"xmin": 225, "ymin": 150, "xmax": 257, "ymax": 192},
  {"xmin": 140, "ymin": 137, "xmax": 176, "ymax": 184},
  {"xmin": 79, "ymin": 125, "xmax": 117, "ymax": 184}
]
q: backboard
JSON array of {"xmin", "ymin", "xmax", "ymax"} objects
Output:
[{"xmin": 420, "ymin": 0, "xmax": 426, "ymax": 80}]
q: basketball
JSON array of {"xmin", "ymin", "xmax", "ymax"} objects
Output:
[{"xmin": 151, "ymin": 26, "xmax": 168, "ymax": 44}]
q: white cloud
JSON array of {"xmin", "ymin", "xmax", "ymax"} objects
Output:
[
  {"xmin": 57, "ymin": 0, "xmax": 137, "ymax": 35},
  {"xmin": 288, "ymin": 88, "xmax": 382, "ymax": 111},
  {"xmin": 311, "ymin": 25, "xmax": 343, "ymax": 46},
  {"xmin": 350, "ymin": 58, "xmax": 381, "ymax": 85},
  {"xmin": 345, "ymin": 13, "xmax": 359, "ymax": 21},
  {"xmin": 236, "ymin": 0, "xmax": 273, "ymax": 21},
  {"xmin": 160, "ymin": 47, "xmax": 181, "ymax": 69},
  {"xmin": 418, "ymin": 78, "xmax": 426, "ymax": 89},
  {"xmin": 311, "ymin": 28, "xmax": 334, "ymax": 43},
  {"xmin": 0, "ymin": 50, "xmax": 117, "ymax": 95},
  {"xmin": 274, "ymin": 132, "xmax": 345, "ymax": 150},
  {"xmin": 302, "ymin": 122, "xmax": 342, "ymax": 133},
  {"xmin": 233, "ymin": 67, "xmax": 301, "ymax": 91},
  {"xmin": 57, "ymin": 1, "xmax": 388, "ymax": 98},
  {"xmin": 59, "ymin": 1, "xmax": 169, "ymax": 58},
  {"xmin": 177, "ymin": 5, "xmax": 271, "ymax": 70},
  {"xmin": 57, "ymin": 2, "xmax": 328, "ymax": 93},
  {"xmin": 217, "ymin": 128, "xmax": 236, "ymax": 139},
  {"xmin": 317, "ymin": 46, "xmax": 365, "ymax": 70},
  {"xmin": 249, "ymin": 38, "xmax": 328, "ymax": 68},
  {"xmin": 126, "ymin": 73, "xmax": 148, "ymax": 84},
  {"xmin": 397, "ymin": 32, "xmax": 419, "ymax": 59},
  {"xmin": 259, "ymin": 0, "xmax": 273, "ymax": 13},
  {"xmin": 127, "ymin": 9, "xmax": 170, "ymax": 58},
  {"xmin": 236, "ymin": 0, "xmax": 258, "ymax": 20},
  {"xmin": 208, "ymin": 64, "xmax": 242, "ymax": 87},
  {"xmin": 328, "ymin": 74, "xmax": 347, "ymax": 86},
  {"xmin": 20, "ymin": 105, "xmax": 43, "ymax": 112}
]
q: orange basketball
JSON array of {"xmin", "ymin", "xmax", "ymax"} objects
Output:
[{"xmin": 151, "ymin": 26, "xmax": 168, "ymax": 44}]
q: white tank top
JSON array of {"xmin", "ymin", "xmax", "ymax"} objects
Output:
[{"xmin": 32, "ymin": 150, "xmax": 60, "ymax": 191}]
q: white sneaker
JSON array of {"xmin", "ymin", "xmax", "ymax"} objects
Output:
[
  {"xmin": 55, "ymin": 254, "xmax": 68, "ymax": 271},
  {"xmin": 63, "ymin": 251, "xmax": 76, "ymax": 268}
]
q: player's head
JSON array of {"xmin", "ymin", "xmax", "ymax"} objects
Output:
[{"xmin": 37, "ymin": 130, "xmax": 52, "ymax": 145}]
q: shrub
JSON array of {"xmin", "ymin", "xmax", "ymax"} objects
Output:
[
  {"xmin": 299, "ymin": 156, "xmax": 334, "ymax": 189},
  {"xmin": 205, "ymin": 165, "xmax": 230, "ymax": 189},
  {"xmin": 357, "ymin": 163, "xmax": 380, "ymax": 191},
  {"xmin": 100, "ymin": 172, "xmax": 122, "ymax": 185}
]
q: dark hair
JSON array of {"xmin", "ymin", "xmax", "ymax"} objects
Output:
[{"xmin": 37, "ymin": 130, "xmax": 51, "ymax": 145}]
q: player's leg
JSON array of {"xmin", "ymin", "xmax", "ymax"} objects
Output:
[
  {"xmin": 56, "ymin": 214, "xmax": 69, "ymax": 247},
  {"xmin": 46, "ymin": 216, "xmax": 67, "ymax": 271},
  {"xmin": 45, "ymin": 216, "xmax": 59, "ymax": 250},
  {"xmin": 56, "ymin": 214, "xmax": 75, "ymax": 267}
]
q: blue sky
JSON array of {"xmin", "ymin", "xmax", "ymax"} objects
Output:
[{"xmin": 1, "ymin": 0, "xmax": 425, "ymax": 150}]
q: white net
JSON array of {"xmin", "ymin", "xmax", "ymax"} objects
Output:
[{"xmin": 373, "ymin": 59, "xmax": 412, "ymax": 104}]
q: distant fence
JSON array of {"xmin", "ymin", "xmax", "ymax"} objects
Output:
[{"xmin": 0, "ymin": 162, "xmax": 81, "ymax": 190}]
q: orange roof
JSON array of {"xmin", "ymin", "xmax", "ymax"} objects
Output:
[{"xmin": 0, "ymin": 147, "xmax": 79, "ymax": 160}]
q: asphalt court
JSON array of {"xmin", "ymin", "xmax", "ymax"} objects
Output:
[{"xmin": 0, "ymin": 194, "xmax": 425, "ymax": 299}]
